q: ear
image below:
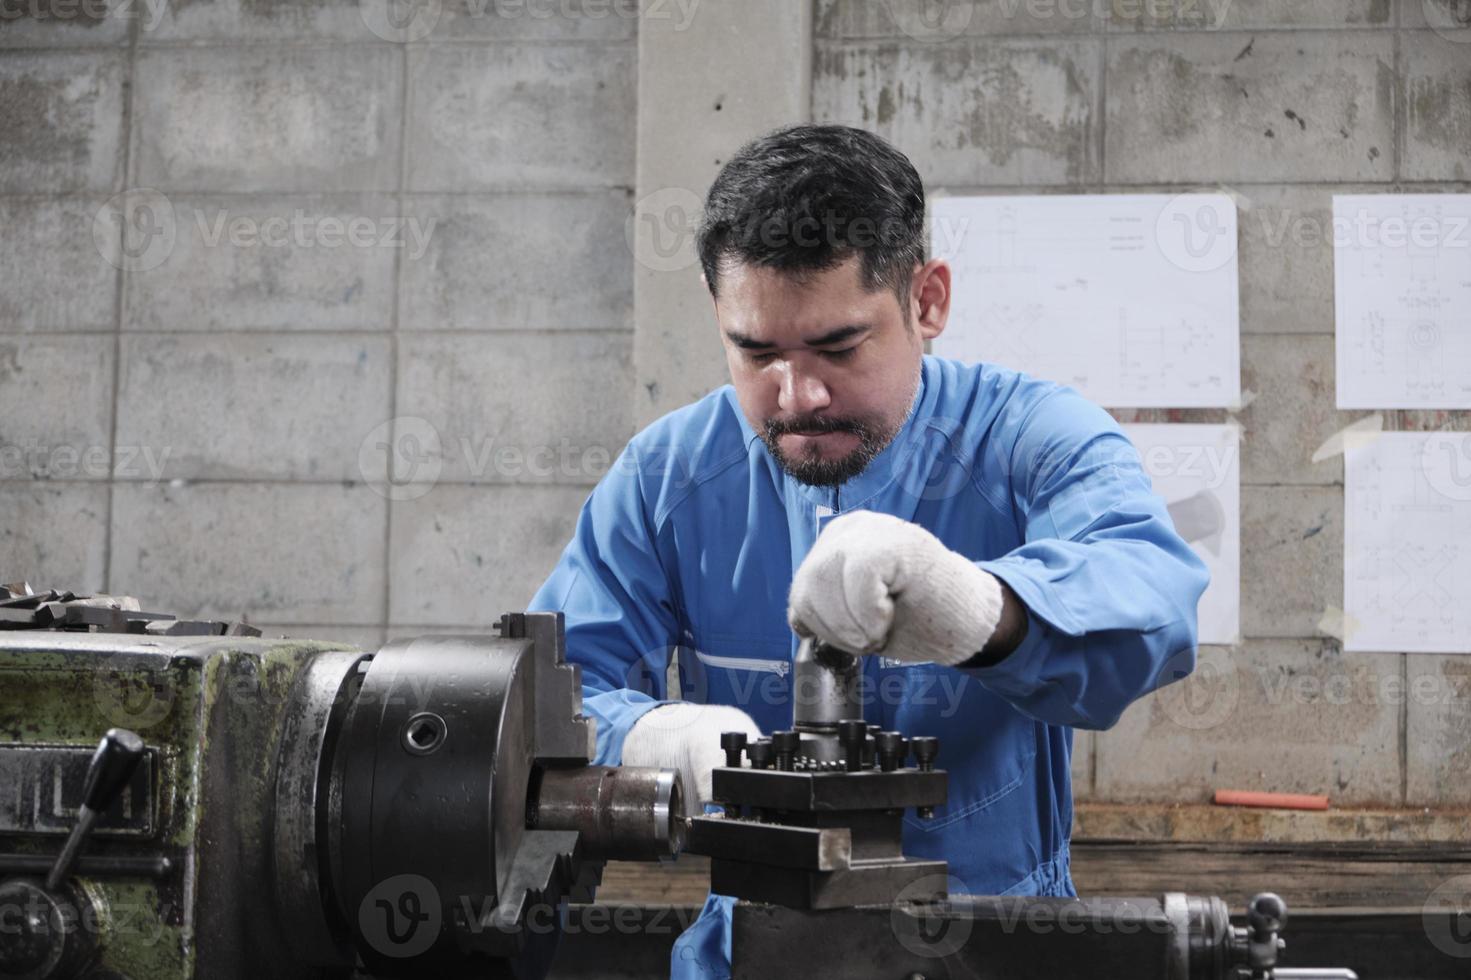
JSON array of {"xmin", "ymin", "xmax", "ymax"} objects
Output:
[{"xmin": 910, "ymin": 258, "xmax": 951, "ymax": 342}]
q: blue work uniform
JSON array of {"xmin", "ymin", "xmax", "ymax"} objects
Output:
[{"xmin": 529, "ymin": 354, "xmax": 1209, "ymax": 979}]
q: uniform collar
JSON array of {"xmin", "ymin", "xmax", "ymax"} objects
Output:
[{"xmin": 728, "ymin": 356, "xmax": 940, "ymax": 513}]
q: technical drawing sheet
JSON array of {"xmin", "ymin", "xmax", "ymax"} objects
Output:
[
  {"xmin": 1344, "ymin": 431, "xmax": 1471, "ymax": 653},
  {"xmin": 932, "ymin": 194, "xmax": 1240, "ymax": 409},
  {"xmin": 1123, "ymin": 423, "xmax": 1241, "ymax": 646},
  {"xmin": 1334, "ymin": 194, "xmax": 1471, "ymax": 409}
]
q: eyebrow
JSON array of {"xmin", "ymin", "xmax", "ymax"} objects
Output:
[{"xmin": 724, "ymin": 324, "xmax": 871, "ymax": 351}]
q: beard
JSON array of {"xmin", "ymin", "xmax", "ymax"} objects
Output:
[
  {"xmin": 760, "ymin": 411, "xmax": 894, "ymax": 487},
  {"xmin": 757, "ymin": 360, "xmax": 923, "ymax": 488}
]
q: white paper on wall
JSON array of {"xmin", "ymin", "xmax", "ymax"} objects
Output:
[
  {"xmin": 1344, "ymin": 431, "xmax": 1471, "ymax": 653},
  {"xmin": 932, "ymin": 194, "xmax": 1240, "ymax": 409},
  {"xmin": 1334, "ymin": 194, "xmax": 1471, "ymax": 410},
  {"xmin": 1123, "ymin": 423, "xmax": 1241, "ymax": 646}
]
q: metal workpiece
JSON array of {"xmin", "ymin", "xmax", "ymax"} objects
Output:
[
  {"xmin": 528, "ymin": 764, "xmax": 686, "ymax": 862},
  {"xmin": 791, "ymin": 637, "xmax": 862, "ymax": 734}
]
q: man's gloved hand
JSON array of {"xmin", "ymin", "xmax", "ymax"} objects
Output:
[
  {"xmin": 620, "ymin": 702, "xmax": 762, "ymax": 808},
  {"xmin": 787, "ymin": 510, "xmax": 1004, "ymax": 666}
]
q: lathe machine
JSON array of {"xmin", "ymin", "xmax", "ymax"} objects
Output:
[{"xmin": 0, "ymin": 587, "xmax": 1359, "ymax": 979}]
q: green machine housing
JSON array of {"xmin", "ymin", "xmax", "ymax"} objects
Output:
[{"xmin": 0, "ymin": 601, "xmax": 685, "ymax": 980}]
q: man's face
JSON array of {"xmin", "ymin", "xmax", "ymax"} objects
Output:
[{"xmin": 712, "ymin": 254, "xmax": 949, "ymax": 486}]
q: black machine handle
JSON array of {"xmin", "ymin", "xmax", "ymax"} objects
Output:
[
  {"xmin": 44, "ymin": 729, "xmax": 145, "ymax": 891},
  {"xmin": 81, "ymin": 729, "xmax": 145, "ymax": 812}
]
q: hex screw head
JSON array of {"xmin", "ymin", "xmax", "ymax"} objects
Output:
[
  {"xmin": 771, "ymin": 730, "xmax": 800, "ymax": 771},
  {"xmin": 910, "ymin": 736, "xmax": 939, "ymax": 771},
  {"xmin": 837, "ymin": 719, "xmax": 868, "ymax": 772},
  {"xmin": 876, "ymin": 731, "xmax": 907, "ymax": 772},
  {"xmin": 909, "ymin": 736, "xmax": 940, "ymax": 818},
  {"xmin": 719, "ymin": 731, "xmax": 749, "ymax": 768}
]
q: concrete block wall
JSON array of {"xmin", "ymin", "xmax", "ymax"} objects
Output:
[
  {"xmin": 0, "ymin": 0, "xmax": 640, "ymax": 650},
  {"xmin": 3, "ymin": 0, "xmax": 1467, "ymax": 811},
  {"xmin": 813, "ymin": 0, "xmax": 1471, "ymax": 807}
]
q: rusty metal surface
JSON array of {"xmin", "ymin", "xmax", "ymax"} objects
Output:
[
  {"xmin": 0, "ymin": 629, "xmax": 352, "ymax": 979},
  {"xmin": 0, "ymin": 611, "xmax": 665, "ymax": 979}
]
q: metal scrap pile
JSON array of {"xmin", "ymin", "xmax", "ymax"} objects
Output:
[{"xmin": 0, "ymin": 582, "xmax": 260, "ymax": 636}]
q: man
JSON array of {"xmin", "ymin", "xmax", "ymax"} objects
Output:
[{"xmin": 530, "ymin": 124, "xmax": 1208, "ymax": 977}]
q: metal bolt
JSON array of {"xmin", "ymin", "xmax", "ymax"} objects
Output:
[
  {"xmin": 876, "ymin": 731, "xmax": 907, "ymax": 772},
  {"xmin": 837, "ymin": 719, "xmax": 868, "ymax": 772},
  {"xmin": 720, "ymin": 731, "xmax": 748, "ymax": 768},
  {"xmin": 772, "ymin": 730, "xmax": 800, "ymax": 772},
  {"xmin": 747, "ymin": 739, "xmax": 774, "ymax": 770},
  {"xmin": 910, "ymin": 736, "xmax": 939, "ymax": 819}
]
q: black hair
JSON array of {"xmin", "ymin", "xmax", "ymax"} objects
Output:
[{"xmin": 696, "ymin": 125, "xmax": 927, "ymax": 308}]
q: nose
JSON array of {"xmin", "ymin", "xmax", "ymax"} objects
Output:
[{"xmin": 776, "ymin": 357, "xmax": 832, "ymax": 417}]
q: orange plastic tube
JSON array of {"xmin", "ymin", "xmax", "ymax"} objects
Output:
[{"xmin": 1212, "ymin": 789, "xmax": 1329, "ymax": 810}]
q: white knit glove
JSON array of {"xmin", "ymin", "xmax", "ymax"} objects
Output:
[
  {"xmin": 787, "ymin": 510, "xmax": 1004, "ymax": 666},
  {"xmin": 620, "ymin": 702, "xmax": 762, "ymax": 808}
]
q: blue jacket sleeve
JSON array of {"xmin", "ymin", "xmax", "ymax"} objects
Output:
[
  {"xmin": 528, "ymin": 445, "xmax": 678, "ymax": 766},
  {"xmin": 970, "ymin": 388, "xmax": 1211, "ymax": 731}
]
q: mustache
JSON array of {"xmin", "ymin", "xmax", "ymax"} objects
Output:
[{"xmin": 763, "ymin": 414, "xmax": 868, "ymax": 438}]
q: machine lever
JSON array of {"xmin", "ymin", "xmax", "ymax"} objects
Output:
[{"xmin": 44, "ymin": 728, "xmax": 145, "ymax": 891}]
